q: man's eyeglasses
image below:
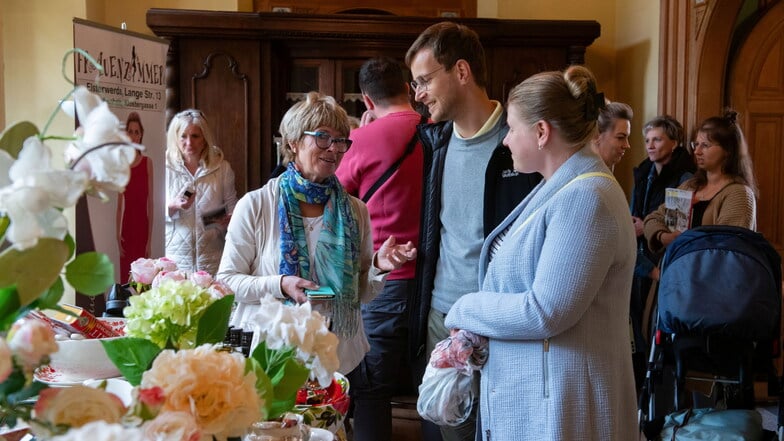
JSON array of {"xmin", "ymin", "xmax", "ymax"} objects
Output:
[
  {"xmin": 303, "ymin": 131, "xmax": 352, "ymax": 153},
  {"xmin": 410, "ymin": 66, "xmax": 445, "ymax": 92},
  {"xmin": 689, "ymin": 141, "xmax": 717, "ymax": 152}
]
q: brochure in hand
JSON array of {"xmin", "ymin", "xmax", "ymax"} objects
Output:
[{"xmin": 664, "ymin": 188, "xmax": 693, "ymax": 232}]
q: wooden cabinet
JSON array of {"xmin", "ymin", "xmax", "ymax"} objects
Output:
[
  {"xmin": 147, "ymin": 9, "xmax": 600, "ymax": 196},
  {"xmin": 252, "ymin": 0, "xmax": 477, "ymax": 18}
]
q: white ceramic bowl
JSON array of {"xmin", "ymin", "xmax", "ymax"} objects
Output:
[
  {"xmin": 48, "ymin": 337, "xmax": 123, "ymax": 382},
  {"xmin": 83, "ymin": 378, "xmax": 134, "ymax": 406}
]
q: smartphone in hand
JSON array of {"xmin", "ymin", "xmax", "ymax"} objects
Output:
[
  {"xmin": 183, "ymin": 189, "xmax": 194, "ymax": 198},
  {"xmin": 304, "ymin": 286, "xmax": 336, "ymax": 300}
]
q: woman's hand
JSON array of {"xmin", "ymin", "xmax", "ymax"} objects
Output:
[
  {"xmin": 632, "ymin": 216, "xmax": 644, "ymax": 237},
  {"xmin": 280, "ymin": 275, "xmax": 319, "ymax": 304},
  {"xmin": 375, "ymin": 236, "xmax": 417, "ymax": 272},
  {"xmin": 167, "ymin": 190, "xmax": 195, "ymax": 216},
  {"xmin": 659, "ymin": 230, "xmax": 681, "ymax": 247}
]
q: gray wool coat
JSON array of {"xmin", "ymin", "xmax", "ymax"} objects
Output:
[{"xmin": 445, "ymin": 147, "xmax": 638, "ymax": 441}]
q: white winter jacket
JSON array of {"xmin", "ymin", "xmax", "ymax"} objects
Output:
[{"xmin": 165, "ymin": 147, "xmax": 238, "ymax": 276}]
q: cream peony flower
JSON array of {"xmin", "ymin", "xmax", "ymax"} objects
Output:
[
  {"xmin": 33, "ymin": 385, "xmax": 126, "ymax": 432},
  {"xmin": 65, "ymin": 85, "xmax": 143, "ymax": 200},
  {"xmin": 7, "ymin": 318, "xmax": 58, "ymax": 369},
  {"xmin": 140, "ymin": 345, "xmax": 263, "ymax": 439},
  {"xmin": 0, "ymin": 338, "xmax": 12, "ymax": 382},
  {"xmin": 0, "ymin": 137, "xmax": 88, "ymax": 249},
  {"xmin": 142, "ymin": 410, "xmax": 201, "ymax": 441},
  {"xmin": 49, "ymin": 420, "xmax": 146, "ymax": 441},
  {"xmin": 251, "ymin": 297, "xmax": 340, "ymax": 387}
]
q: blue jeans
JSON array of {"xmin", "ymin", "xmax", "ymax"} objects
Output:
[{"xmin": 348, "ymin": 279, "xmax": 416, "ymax": 441}]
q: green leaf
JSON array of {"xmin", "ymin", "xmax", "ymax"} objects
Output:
[
  {"xmin": 0, "ymin": 238, "xmax": 69, "ymax": 307},
  {"xmin": 248, "ymin": 358, "xmax": 274, "ymax": 420},
  {"xmin": 63, "ymin": 233, "xmax": 76, "ymax": 259},
  {"xmin": 101, "ymin": 337, "xmax": 162, "ymax": 386},
  {"xmin": 195, "ymin": 294, "xmax": 234, "ymax": 346},
  {"xmin": 0, "ymin": 121, "xmax": 39, "ymax": 158},
  {"xmin": 0, "ymin": 285, "xmax": 22, "ymax": 332},
  {"xmin": 34, "ymin": 276, "xmax": 65, "ymax": 310},
  {"xmin": 250, "ymin": 341, "xmax": 310, "ymax": 420},
  {"xmin": 65, "ymin": 251, "xmax": 114, "ymax": 295},
  {"xmin": 0, "ymin": 215, "xmax": 9, "ymax": 243}
]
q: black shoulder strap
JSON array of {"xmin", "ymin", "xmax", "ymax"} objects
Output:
[{"xmin": 361, "ymin": 115, "xmax": 427, "ymax": 203}]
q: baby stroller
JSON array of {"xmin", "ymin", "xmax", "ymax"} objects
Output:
[{"xmin": 639, "ymin": 225, "xmax": 783, "ymax": 440}]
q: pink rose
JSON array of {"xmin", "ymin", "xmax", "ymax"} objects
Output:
[
  {"xmin": 207, "ymin": 281, "xmax": 233, "ymax": 299},
  {"xmin": 143, "ymin": 411, "xmax": 201, "ymax": 441},
  {"xmin": 130, "ymin": 258, "xmax": 159, "ymax": 285},
  {"xmin": 155, "ymin": 257, "xmax": 179, "ymax": 273},
  {"xmin": 189, "ymin": 271, "xmax": 213, "ymax": 289},
  {"xmin": 152, "ymin": 270, "xmax": 187, "ymax": 288},
  {"xmin": 0, "ymin": 338, "xmax": 13, "ymax": 382},
  {"xmin": 33, "ymin": 385, "xmax": 126, "ymax": 432},
  {"xmin": 8, "ymin": 318, "xmax": 58, "ymax": 369},
  {"xmin": 138, "ymin": 386, "xmax": 166, "ymax": 407}
]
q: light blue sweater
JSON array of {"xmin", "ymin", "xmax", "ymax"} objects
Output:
[{"xmin": 445, "ymin": 147, "xmax": 638, "ymax": 441}]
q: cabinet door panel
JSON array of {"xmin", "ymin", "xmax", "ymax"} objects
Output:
[{"xmin": 177, "ymin": 38, "xmax": 262, "ymax": 196}]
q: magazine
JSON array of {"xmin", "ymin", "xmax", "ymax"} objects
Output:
[{"xmin": 664, "ymin": 188, "xmax": 693, "ymax": 232}]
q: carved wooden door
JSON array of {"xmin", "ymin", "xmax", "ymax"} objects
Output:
[{"xmin": 729, "ymin": 1, "xmax": 784, "ymax": 258}]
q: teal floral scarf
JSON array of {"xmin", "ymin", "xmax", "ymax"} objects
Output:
[{"xmin": 278, "ymin": 162, "xmax": 360, "ymax": 338}]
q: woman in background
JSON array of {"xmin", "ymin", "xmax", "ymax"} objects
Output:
[
  {"xmin": 117, "ymin": 112, "xmax": 153, "ymax": 283},
  {"xmin": 628, "ymin": 115, "xmax": 694, "ymax": 388},
  {"xmin": 165, "ymin": 109, "xmax": 237, "ymax": 275},
  {"xmin": 644, "ymin": 109, "xmax": 756, "ymax": 253},
  {"xmin": 444, "ymin": 66, "xmax": 638, "ymax": 440},
  {"xmin": 591, "ymin": 101, "xmax": 633, "ymax": 170}
]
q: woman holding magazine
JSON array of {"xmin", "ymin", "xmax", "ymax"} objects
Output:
[
  {"xmin": 643, "ymin": 109, "xmax": 757, "ymax": 254},
  {"xmin": 165, "ymin": 109, "xmax": 238, "ymax": 275}
]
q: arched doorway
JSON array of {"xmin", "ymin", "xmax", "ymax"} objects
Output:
[{"xmin": 729, "ymin": 1, "xmax": 784, "ymax": 257}]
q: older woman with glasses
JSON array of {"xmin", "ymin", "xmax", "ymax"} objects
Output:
[
  {"xmin": 217, "ymin": 92, "xmax": 416, "ymax": 376},
  {"xmin": 644, "ymin": 109, "xmax": 757, "ymax": 253},
  {"xmin": 165, "ymin": 108, "xmax": 238, "ymax": 276}
]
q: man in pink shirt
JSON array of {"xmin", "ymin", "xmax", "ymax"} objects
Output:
[{"xmin": 336, "ymin": 56, "xmax": 426, "ymax": 441}]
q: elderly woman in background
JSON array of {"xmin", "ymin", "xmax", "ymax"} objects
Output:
[
  {"xmin": 165, "ymin": 109, "xmax": 238, "ymax": 275},
  {"xmin": 591, "ymin": 101, "xmax": 634, "ymax": 170},
  {"xmin": 644, "ymin": 109, "xmax": 757, "ymax": 253},
  {"xmin": 217, "ymin": 91, "xmax": 416, "ymax": 375},
  {"xmin": 444, "ymin": 65, "xmax": 638, "ymax": 440}
]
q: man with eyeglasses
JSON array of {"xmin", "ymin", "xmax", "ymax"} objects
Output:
[
  {"xmin": 336, "ymin": 56, "xmax": 428, "ymax": 441},
  {"xmin": 405, "ymin": 22, "xmax": 542, "ymax": 441}
]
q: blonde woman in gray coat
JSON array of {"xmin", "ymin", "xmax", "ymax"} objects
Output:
[{"xmin": 444, "ymin": 66, "xmax": 638, "ymax": 440}]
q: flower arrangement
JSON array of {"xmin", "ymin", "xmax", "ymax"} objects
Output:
[
  {"xmin": 0, "ymin": 48, "xmax": 141, "ymax": 430},
  {"xmin": 246, "ymin": 296, "xmax": 340, "ymax": 421},
  {"xmin": 123, "ymin": 258, "xmax": 234, "ymax": 350}
]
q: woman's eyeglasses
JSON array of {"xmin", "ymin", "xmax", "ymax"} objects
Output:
[
  {"xmin": 689, "ymin": 141, "xmax": 717, "ymax": 152},
  {"xmin": 303, "ymin": 131, "xmax": 352, "ymax": 153}
]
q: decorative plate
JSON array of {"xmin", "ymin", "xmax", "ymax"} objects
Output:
[{"xmin": 33, "ymin": 365, "xmax": 84, "ymax": 387}]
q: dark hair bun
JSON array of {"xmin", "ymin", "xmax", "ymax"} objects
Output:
[{"xmin": 723, "ymin": 109, "xmax": 738, "ymax": 126}]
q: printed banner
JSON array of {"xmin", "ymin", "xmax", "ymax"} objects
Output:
[{"xmin": 73, "ymin": 19, "xmax": 168, "ymax": 297}]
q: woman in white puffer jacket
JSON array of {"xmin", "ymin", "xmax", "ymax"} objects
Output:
[{"xmin": 165, "ymin": 109, "xmax": 237, "ymax": 275}]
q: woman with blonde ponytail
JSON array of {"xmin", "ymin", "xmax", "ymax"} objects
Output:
[{"xmin": 443, "ymin": 65, "xmax": 638, "ymax": 440}]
